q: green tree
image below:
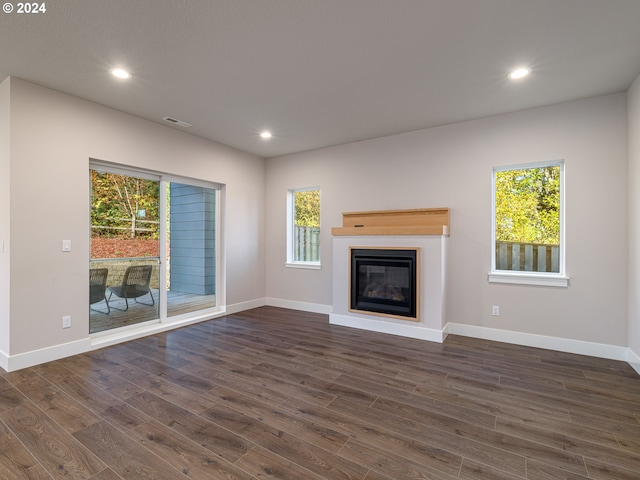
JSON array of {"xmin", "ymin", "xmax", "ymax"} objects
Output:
[
  {"xmin": 495, "ymin": 166, "xmax": 559, "ymax": 244},
  {"xmin": 91, "ymin": 171, "xmax": 160, "ymax": 238},
  {"xmin": 295, "ymin": 190, "xmax": 320, "ymax": 227}
]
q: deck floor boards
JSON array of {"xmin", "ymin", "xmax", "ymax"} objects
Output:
[{"xmin": 90, "ymin": 290, "xmax": 215, "ymax": 333}]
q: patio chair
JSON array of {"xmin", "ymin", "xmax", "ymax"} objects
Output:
[
  {"xmin": 89, "ymin": 268, "xmax": 110, "ymax": 314},
  {"xmin": 107, "ymin": 265, "xmax": 155, "ymax": 311}
]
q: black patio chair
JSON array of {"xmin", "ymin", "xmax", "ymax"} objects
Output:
[
  {"xmin": 89, "ymin": 268, "xmax": 110, "ymax": 314},
  {"xmin": 107, "ymin": 265, "xmax": 155, "ymax": 311}
]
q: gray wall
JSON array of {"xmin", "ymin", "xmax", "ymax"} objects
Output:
[
  {"xmin": 266, "ymin": 93, "xmax": 629, "ymax": 347},
  {"xmin": 2, "ymin": 77, "xmax": 265, "ymax": 358},
  {"xmin": 2, "ymin": 73, "xmax": 638, "ymax": 368},
  {"xmin": 628, "ymin": 73, "xmax": 640, "ymax": 360},
  {"xmin": 0, "ymin": 79, "xmax": 9, "ymax": 358}
]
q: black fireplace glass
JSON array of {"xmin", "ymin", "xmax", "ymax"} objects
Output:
[{"xmin": 350, "ymin": 248, "xmax": 417, "ymax": 318}]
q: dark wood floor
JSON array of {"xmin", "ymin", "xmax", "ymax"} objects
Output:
[{"xmin": 1, "ymin": 307, "xmax": 640, "ymax": 479}]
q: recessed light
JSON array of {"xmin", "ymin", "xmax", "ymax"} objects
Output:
[
  {"xmin": 508, "ymin": 67, "xmax": 531, "ymax": 80},
  {"xmin": 260, "ymin": 131, "xmax": 273, "ymax": 139},
  {"xmin": 110, "ymin": 68, "xmax": 131, "ymax": 80}
]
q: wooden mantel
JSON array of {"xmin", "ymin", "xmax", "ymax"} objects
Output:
[{"xmin": 331, "ymin": 208, "xmax": 450, "ymax": 236}]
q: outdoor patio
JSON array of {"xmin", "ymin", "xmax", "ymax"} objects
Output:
[{"xmin": 89, "ymin": 290, "xmax": 216, "ymax": 334}]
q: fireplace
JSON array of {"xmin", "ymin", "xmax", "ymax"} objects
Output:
[
  {"xmin": 350, "ymin": 247, "xmax": 419, "ymax": 320},
  {"xmin": 332, "ymin": 209, "xmax": 448, "ymax": 340}
]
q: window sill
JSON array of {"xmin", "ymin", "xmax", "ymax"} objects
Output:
[
  {"xmin": 286, "ymin": 262, "xmax": 322, "ymax": 270},
  {"xmin": 488, "ymin": 272, "xmax": 569, "ymax": 287}
]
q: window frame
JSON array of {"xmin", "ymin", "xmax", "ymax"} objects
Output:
[
  {"xmin": 286, "ymin": 186, "xmax": 321, "ymax": 269},
  {"xmin": 489, "ymin": 160, "xmax": 569, "ymax": 287},
  {"xmin": 89, "ymin": 159, "xmax": 225, "ymax": 337}
]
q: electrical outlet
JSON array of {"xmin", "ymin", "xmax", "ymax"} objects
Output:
[
  {"xmin": 62, "ymin": 315, "xmax": 71, "ymax": 329},
  {"xmin": 492, "ymin": 305, "xmax": 500, "ymax": 316}
]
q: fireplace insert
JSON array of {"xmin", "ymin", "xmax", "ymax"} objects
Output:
[{"xmin": 350, "ymin": 248, "xmax": 418, "ymax": 319}]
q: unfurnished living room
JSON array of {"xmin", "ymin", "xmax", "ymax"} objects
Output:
[{"xmin": 2, "ymin": 1, "xmax": 640, "ymax": 479}]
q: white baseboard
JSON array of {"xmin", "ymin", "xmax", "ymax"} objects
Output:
[
  {"xmin": 279, "ymin": 304, "xmax": 636, "ymax": 371},
  {"xmin": 446, "ymin": 322, "xmax": 629, "ymax": 362},
  {"xmin": 91, "ymin": 308, "xmax": 230, "ymax": 351},
  {"xmin": 330, "ymin": 313, "xmax": 446, "ymax": 343},
  {"xmin": 266, "ymin": 298, "xmax": 333, "ymax": 315},
  {"xmin": 1, "ymin": 300, "xmax": 268, "ymax": 372},
  {"xmin": 4, "ymin": 301, "xmax": 638, "ymax": 377},
  {"xmin": 3, "ymin": 338, "xmax": 91, "ymax": 372},
  {"xmin": 628, "ymin": 347, "xmax": 640, "ymax": 376},
  {"xmin": 0, "ymin": 349, "xmax": 8, "ymax": 372},
  {"xmin": 225, "ymin": 298, "xmax": 267, "ymax": 315}
]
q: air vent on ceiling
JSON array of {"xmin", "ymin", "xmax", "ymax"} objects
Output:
[{"xmin": 162, "ymin": 116, "xmax": 192, "ymax": 128}]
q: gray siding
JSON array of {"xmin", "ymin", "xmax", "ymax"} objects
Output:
[{"xmin": 169, "ymin": 183, "xmax": 216, "ymax": 295}]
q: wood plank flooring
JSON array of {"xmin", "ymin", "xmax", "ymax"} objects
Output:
[{"xmin": 2, "ymin": 306, "xmax": 640, "ymax": 479}]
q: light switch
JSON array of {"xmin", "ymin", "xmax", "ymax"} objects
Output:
[{"xmin": 62, "ymin": 240, "xmax": 71, "ymax": 252}]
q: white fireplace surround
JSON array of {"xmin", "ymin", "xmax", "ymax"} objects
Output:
[{"xmin": 331, "ymin": 234, "xmax": 448, "ymax": 342}]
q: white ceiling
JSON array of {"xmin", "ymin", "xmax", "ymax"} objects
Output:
[{"xmin": 1, "ymin": 0, "xmax": 640, "ymax": 158}]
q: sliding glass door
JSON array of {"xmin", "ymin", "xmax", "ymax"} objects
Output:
[
  {"xmin": 89, "ymin": 168, "xmax": 160, "ymax": 333},
  {"xmin": 89, "ymin": 164, "xmax": 219, "ymax": 334},
  {"xmin": 166, "ymin": 181, "xmax": 217, "ymax": 317}
]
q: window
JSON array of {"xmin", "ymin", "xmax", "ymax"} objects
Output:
[
  {"xmin": 287, "ymin": 187, "xmax": 320, "ymax": 268},
  {"xmin": 89, "ymin": 161, "xmax": 222, "ymax": 335},
  {"xmin": 489, "ymin": 161, "xmax": 568, "ymax": 287}
]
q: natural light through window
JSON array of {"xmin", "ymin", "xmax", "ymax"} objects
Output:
[
  {"xmin": 490, "ymin": 161, "xmax": 567, "ymax": 286},
  {"xmin": 287, "ymin": 187, "xmax": 320, "ymax": 268}
]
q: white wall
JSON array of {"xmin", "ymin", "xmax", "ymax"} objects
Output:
[
  {"xmin": 0, "ymin": 78, "xmax": 10, "ymax": 361},
  {"xmin": 331, "ymin": 235, "xmax": 447, "ymax": 341},
  {"xmin": 266, "ymin": 94, "xmax": 629, "ymax": 347},
  {"xmin": 5, "ymin": 78, "xmax": 265, "ymax": 359},
  {"xmin": 3, "ymin": 76, "xmax": 633, "ymax": 369},
  {"xmin": 628, "ymin": 73, "xmax": 640, "ymax": 363}
]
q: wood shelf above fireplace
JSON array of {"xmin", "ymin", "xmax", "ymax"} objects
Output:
[{"xmin": 332, "ymin": 208, "xmax": 449, "ymax": 236}]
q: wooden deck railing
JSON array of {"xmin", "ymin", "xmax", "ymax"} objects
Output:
[
  {"xmin": 495, "ymin": 242, "xmax": 559, "ymax": 273},
  {"xmin": 294, "ymin": 226, "xmax": 320, "ymax": 262}
]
